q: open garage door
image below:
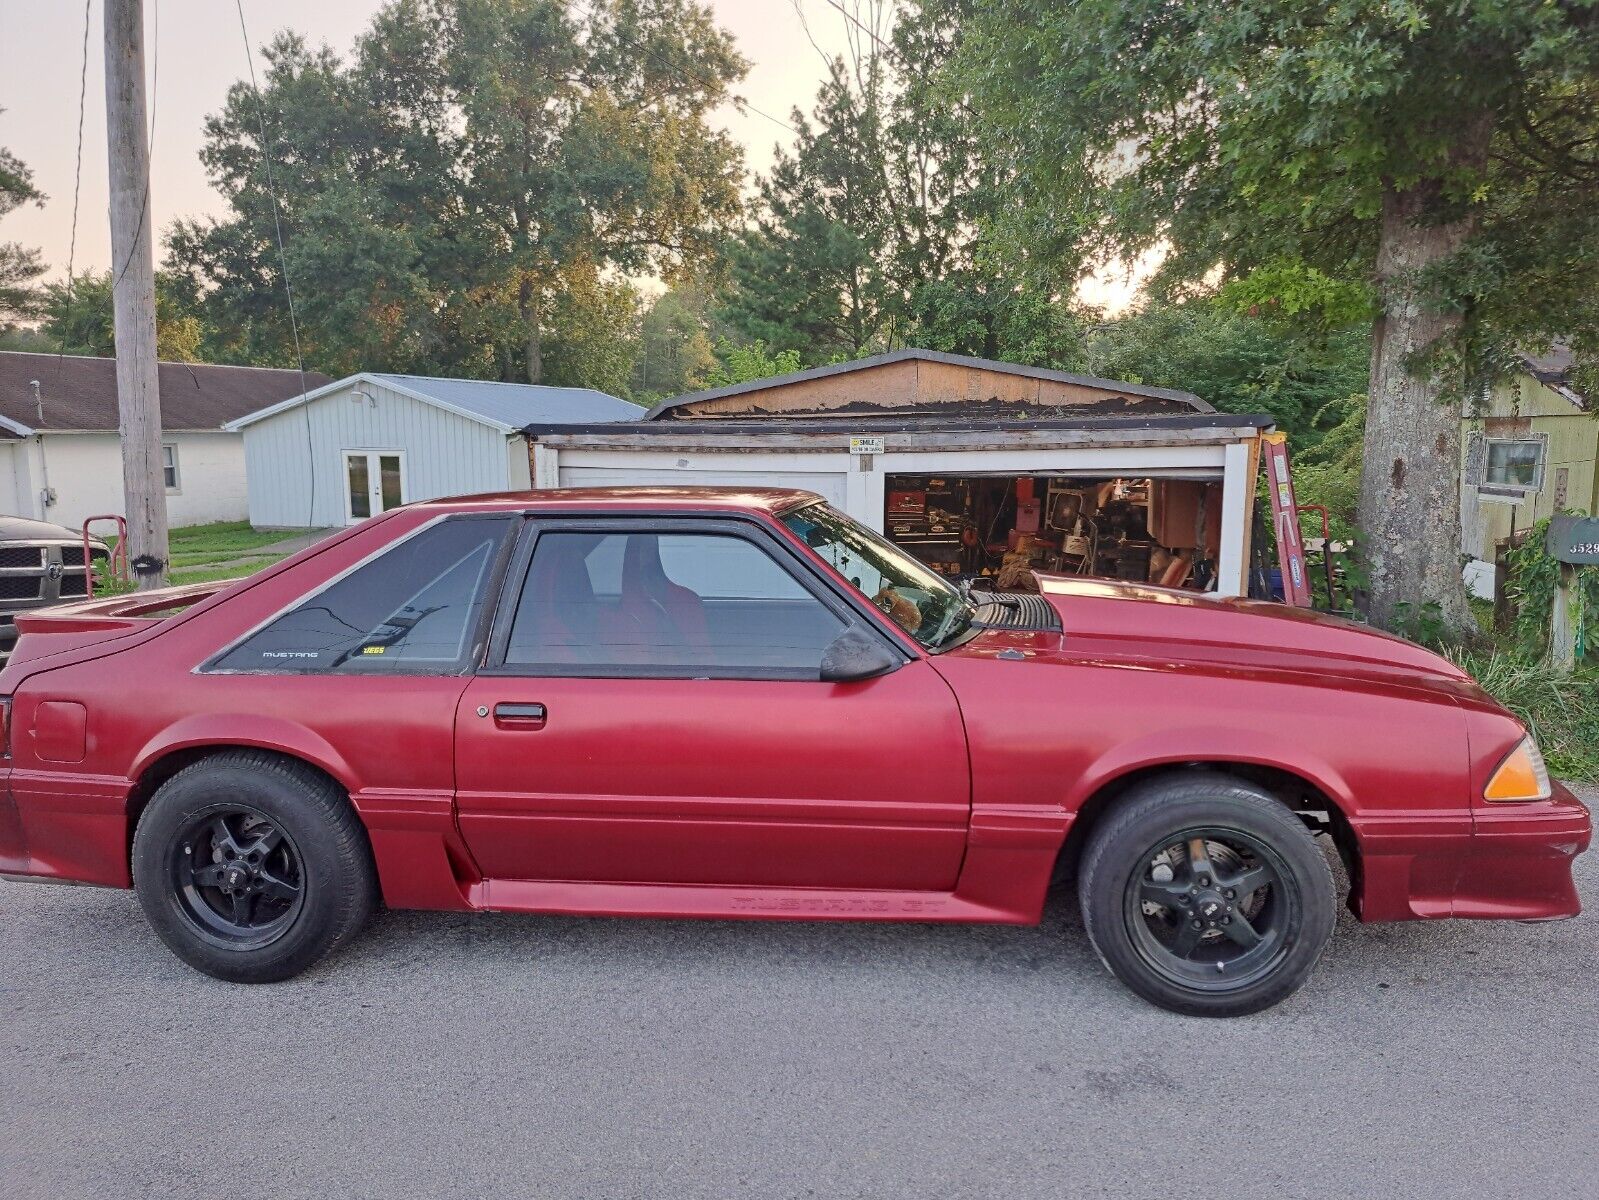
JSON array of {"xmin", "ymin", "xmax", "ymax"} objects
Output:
[{"xmin": 558, "ymin": 465, "xmax": 848, "ymax": 508}]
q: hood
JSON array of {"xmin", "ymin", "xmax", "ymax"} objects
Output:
[
  {"xmin": 1031, "ymin": 574, "xmax": 1471, "ymax": 686},
  {"xmin": 0, "ymin": 514, "xmax": 98, "ymax": 542}
]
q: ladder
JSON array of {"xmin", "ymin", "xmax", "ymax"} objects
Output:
[{"xmin": 1259, "ymin": 432, "xmax": 1312, "ymax": 607}]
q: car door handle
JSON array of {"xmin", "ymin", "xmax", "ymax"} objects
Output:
[{"xmin": 492, "ymin": 702, "xmax": 547, "ymax": 726}]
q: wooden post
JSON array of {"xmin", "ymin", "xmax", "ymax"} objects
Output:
[
  {"xmin": 1550, "ymin": 562, "xmax": 1577, "ymax": 674},
  {"xmin": 104, "ymin": 0, "xmax": 169, "ymax": 590}
]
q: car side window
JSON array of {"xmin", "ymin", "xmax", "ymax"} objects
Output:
[
  {"xmin": 209, "ymin": 517, "xmax": 513, "ymax": 674},
  {"xmin": 503, "ymin": 530, "xmax": 847, "ymax": 676}
]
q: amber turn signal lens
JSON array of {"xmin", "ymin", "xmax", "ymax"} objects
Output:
[{"xmin": 1484, "ymin": 735, "xmax": 1552, "ymax": 802}]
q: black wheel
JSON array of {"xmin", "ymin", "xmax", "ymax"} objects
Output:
[
  {"xmin": 1078, "ymin": 773, "xmax": 1336, "ymax": 1017},
  {"xmin": 132, "ymin": 751, "xmax": 377, "ymax": 983}
]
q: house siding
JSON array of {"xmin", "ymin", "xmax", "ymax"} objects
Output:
[
  {"xmin": 0, "ymin": 430, "xmax": 247, "ymax": 531},
  {"xmin": 1460, "ymin": 374, "xmax": 1599, "ymax": 596},
  {"xmin": 240, "ymin": 378, "xmax": 514, "ymax": 528}
]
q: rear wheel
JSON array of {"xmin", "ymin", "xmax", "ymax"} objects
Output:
[
  {"xmin": 132, "ymin": 751, "xmax": 376, "ymax": 983},
  {"xmin": 1078, "ymin": 773, "xmax": 1336, "ymax": 1017}
]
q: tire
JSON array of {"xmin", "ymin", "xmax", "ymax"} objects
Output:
[
  {"xmin": 1078, "ymin": 772, "xmax": 1336, "ymax": 1017},
  {"xmin": 132, "ymin": 750, "xmax": 377, "ymax": 983}
]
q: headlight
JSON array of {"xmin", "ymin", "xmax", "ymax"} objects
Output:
[{"xmin": 1484, "ymin": 734, "xmax": 1552, "ymax": 802}]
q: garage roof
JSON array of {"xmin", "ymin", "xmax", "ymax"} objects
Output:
[
  {"xmin": 224, "ymin": 372, "xmax": 644, "ymax": 434},
  {"xmin": 645, "ymin": 348, "xmax": 1210, "ymax": 420}
]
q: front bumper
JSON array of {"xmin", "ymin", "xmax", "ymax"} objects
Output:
[
  {"xmin": 1352, "ymin": 782, "xmax": 1590, "ymax": 923},
  {"xmin": 1450, "ymin": 781, "xmax": 1591, "ymax": 920}
]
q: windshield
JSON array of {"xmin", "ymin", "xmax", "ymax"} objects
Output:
[{"xmin": 782, "ymin": 502, "xmax": 973, "ymax": 650}]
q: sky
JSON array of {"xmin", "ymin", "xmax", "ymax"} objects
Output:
[{"xmin": 0, "ymin": 0, "xmax": 1141, "ymax": 311}]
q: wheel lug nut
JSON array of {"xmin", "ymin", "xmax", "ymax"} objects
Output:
[
  {"xmin": 1191, "ymin": 919, "xmax": 1202, "ymax": 929},
  {"xmin": 1225, "ymin": 889, "xmax": 1235, "ymax": 899},
  {"xmin": 1222, "ymin": 917, "xmax": 1232, "ymax": 924}
]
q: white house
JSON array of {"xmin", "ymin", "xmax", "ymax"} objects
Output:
[
  {"xmin": 0, "ymin": 352, "xmax": 330, "ymax": 532},
  {"xmin": 225, "ymin": 372, "xmax": 644, "ymax": 528}
]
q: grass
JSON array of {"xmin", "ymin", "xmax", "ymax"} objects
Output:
[
  {"xmin": 1447, "ymin": 646, "xmax": 1599, "ymax": 784},
  {"xmin": 103, "ymin": 520, "xmax": 297, "ymax": 589}
]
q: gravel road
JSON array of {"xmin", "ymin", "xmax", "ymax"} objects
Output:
[{"xmin": 3, "ymin": 792, "xmax": 1596, "ymax": 1199}]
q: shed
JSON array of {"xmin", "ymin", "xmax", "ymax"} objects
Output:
[
  {"xmin": 528, "ymin": 349, "xmax": 1275, "ymax": 596},
  {"xmin": 225, "ymin": 372, "xmax": 643, "ymax": 528}
]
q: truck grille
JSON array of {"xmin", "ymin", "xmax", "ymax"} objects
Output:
[
  {"xmin": 0, "ymin": 576, "xmax": 42, "ymax": 601},
  {"xmin": 0, "ymin": 547, "xmax": 42, "ymax": 570},
  {"xmin": 58, "ymin": 575, "xmax": 89, "ymax": 598}
]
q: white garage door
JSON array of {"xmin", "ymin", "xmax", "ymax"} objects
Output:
[{"xmin": 558, "ymin": 465, "xmax": 848, "ymax": 508}]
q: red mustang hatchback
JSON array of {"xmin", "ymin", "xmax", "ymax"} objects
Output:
[{"xmin": 0, "ymin": 489, "xmax": 1587, "ymax": 1015}]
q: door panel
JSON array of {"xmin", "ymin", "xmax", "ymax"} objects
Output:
[{"xmin": 453, "ymin": 661, "xmax": 970, "ymax": 889}]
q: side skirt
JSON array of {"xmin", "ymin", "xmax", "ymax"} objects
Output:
[{"xmin": 466, "ymin": 878, "xmax": 1036, "ymax": 924}]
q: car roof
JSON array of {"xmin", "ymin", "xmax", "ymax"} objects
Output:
[{"xmin": 415, "ymin": 486, "xmax": 825, "ymax": 517}]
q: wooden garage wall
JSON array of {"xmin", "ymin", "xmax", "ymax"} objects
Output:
[{"xmin": 669, "ymin": 359, "xmax": 1186, "ymax": 418}]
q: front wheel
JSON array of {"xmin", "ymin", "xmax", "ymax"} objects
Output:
[
  {"xmin": 1078, "ymin": 773, "xmax": 1336, "ymax": 1017},
  {"xmin": 132, "ymin": 751, "xmax": 376, "ymax": 983}
]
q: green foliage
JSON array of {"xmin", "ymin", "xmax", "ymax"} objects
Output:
[
  {"xmin": 171, "ymin": 0, "xmax": 746, "ymax": 384},
  {"xmin": 1290, "ymin": 393, "xmax": 1367, "ymax": 536},
  {"xmin": 1505, "ymin": 516, "xmax": 1599, "ymax": 662},
  {"xmin": 703, "ymin": 340, "xmax": 802, "ymax": 388},
  {"xmin": 41, "ymin": 271, "xmax": 207, "ymax": 362},
  {"xmin": 1087, "ymin": 300, "xmax": 1369, "ymax": 444},
  {"xmin": 722, "ymin": 0, "xmax": 1089, "ymax": 369},
  {"xmin": 956, "ymin": 0, "xmax": 1599, "ymax": 365},
  {"xmin": 633, "ymin": 283, "xmax": 721, "ymax": 401},
  {"xmin": 1445, "ymin": 647, "xmax": 1599, "ymax": 784},
  {"xmin": 0, "ymin": 117, "xmax": 45, "ymax": 322}
]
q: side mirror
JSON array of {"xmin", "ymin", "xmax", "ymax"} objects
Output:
[{"xmin": 819, "ymin": 627, "xmax": 900, "ymax": 683}]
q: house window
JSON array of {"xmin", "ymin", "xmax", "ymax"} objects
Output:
[
  {"xmin": 162, "ymin": 443, "xmax": 180, "ymax": 492},
  {"xmin": 1479, "ymin": 438, "xmax": 1545, "ymax": 495}
]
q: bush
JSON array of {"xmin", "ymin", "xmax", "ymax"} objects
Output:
[{"xmin": 1446, "ymin": 647, "xmax": 1599, "ymax": 784}]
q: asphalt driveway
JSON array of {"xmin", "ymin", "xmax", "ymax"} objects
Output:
[{"xmin": 3, "ymin": 792, "xmax": 1596, "ymax": 1199}]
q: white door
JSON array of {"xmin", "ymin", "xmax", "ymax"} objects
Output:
[{"xmin": 343, "ymin": 450, "xmax": 406, "ymax": 524}]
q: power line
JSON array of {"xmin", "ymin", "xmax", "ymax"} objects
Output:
[
  {"xmin": 53, "ymin": 0, "xmax": 93, "ymax": 385},
  {"xmin": 819, "ymin": 0, "xmax": 894, "ymax": 55},
  {"xmin": 233, "ymin": 0, "xmax": 317, "ymax": 530}
]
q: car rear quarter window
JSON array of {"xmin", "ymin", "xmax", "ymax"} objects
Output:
[{"xmin": 209, "ymin": 517, "xmax": 514, "ymax": 674}]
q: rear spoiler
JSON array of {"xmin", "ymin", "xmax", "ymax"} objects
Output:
[{"xmin": 13, "ymin": 581, "xmax": 232, "ymax": 635}]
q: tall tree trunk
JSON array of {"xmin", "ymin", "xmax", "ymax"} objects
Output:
[
  {"xmin": 519, "ymin": 276, "xmax": 542, "ymax": 384},
  {"xmin": 1358, "ymin": 183, "xmax": 1474, "ymax": 635}
]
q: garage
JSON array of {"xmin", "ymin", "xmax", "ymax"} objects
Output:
[{"xmin": 527, "ymin": 350, "xmax": 1273, "ymax": 597}]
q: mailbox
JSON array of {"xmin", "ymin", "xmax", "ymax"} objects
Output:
[{"xmin": 1546, "ymin": 515, "xmax": 1599, "ymax": 565}]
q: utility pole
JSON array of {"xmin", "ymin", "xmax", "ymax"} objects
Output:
[{"xmin": 104, "ymin": 0, "xmax": 168, "ymax": 590}]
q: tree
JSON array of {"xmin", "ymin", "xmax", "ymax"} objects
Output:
[
  {"xmin": 721, "ymin": 55, "xmax": 898, "ymax": 363},
  {"xmin": 1087, "ymin": 301, "xmax": 1369, "ymax": 446},
  {"xmin": 171, "ymin": 0, "xmax": 746, "ymax": 383},
  {"xmin": 703, "ymin": 339, "xmax": 802, "ymax": 388},
  {"xmin": 722, "ymin": 1, "xmax": 1089, "ymax": 370},
  {"xmin": 955, "ymin": 1, "xmax": 1599, "ymax": 633},
  {"xmin": 634, "ymin": 283, "xmax": 719, "ymax": 401},
  {"xmin": 0, "ymin": 120, "xmax": 45, "ymax": 324},
  {"xmin": 41, "ymin": 271, "xmax": 206, "ymax": 362}
]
